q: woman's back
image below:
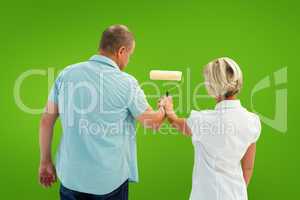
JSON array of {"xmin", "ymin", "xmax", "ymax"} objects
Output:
[{"xmin": 187, "ymin": 100, "xmax": 261, "ymax": 200}]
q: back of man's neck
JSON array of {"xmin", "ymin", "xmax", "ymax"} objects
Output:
[{"xmin": 99, "ymin": 51, "xmax": 119, "ymax": 67}]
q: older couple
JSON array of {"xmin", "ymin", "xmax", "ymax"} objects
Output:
[{"xmin": 39, "ymin": 25, "xmax": 261, "ymax": 200}]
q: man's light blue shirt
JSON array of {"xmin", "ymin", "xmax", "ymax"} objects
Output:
[{"xmin": 48, "ymin": 55, "xmax": 148, "ymax": 195}]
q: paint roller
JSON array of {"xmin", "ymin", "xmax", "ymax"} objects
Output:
[{"xmin": 149, "ymin": 70, "xmax": 182, "ymax": 96}]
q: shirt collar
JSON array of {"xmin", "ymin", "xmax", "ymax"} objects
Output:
[
  {"xmin": 89, "ymin": 55, "xmax": 120, "ymax": 70},
  {"xmin": 215, "ymin": 100, "xmax": 242, "ymax": 110}
]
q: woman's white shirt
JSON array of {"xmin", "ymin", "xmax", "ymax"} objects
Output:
[{"xmin": 186, "ymin": 100, "xmax": 261, "ymax": 200}]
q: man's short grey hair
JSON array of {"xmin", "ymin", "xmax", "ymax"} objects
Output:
[
  {"xmin": 99, "ymin": 24, "xmax": 135, "ymax": 53},
  {"xmin": 203, "ymin": 57, "xmax": 243, "ymax": 98}
]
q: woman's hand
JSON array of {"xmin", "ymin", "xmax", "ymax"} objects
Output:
[
  {"xmin": 157, "ymin": 95, "xmax": 177, "ymax": 121},
  {"xmin": 160, "ymin": 96, "xmax": 192, "ymax": 136},
  {"xmin": 163, "ymin": 96, "xmax": 177, "ymax": 121}
]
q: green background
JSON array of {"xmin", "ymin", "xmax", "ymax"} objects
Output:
[{"xmin": 1, "ymin": 0, "xmax": 298, "ymax": 199}]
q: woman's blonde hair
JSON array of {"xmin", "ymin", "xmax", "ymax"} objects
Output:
[{"xmin": 203, "ymin": 57, "xmax": 243, "ymax": 98}]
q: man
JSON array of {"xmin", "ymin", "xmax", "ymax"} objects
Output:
[{"xmin": 39, "ymin": 25, "xmax": 165, "ymax": 200}]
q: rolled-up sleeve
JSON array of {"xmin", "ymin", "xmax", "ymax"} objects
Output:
[
  {"xmin": 251, "ymin": 114, "xmax": 262, "ymax": 143},
  {"xmin": 187, "ymin": 110, "xmax": 226, "ymax": 148},
  {"xmin": 48, "ymin": 72, "xmax": 64, "ymax": 105},
  {"xmin": 187, "ymin": 110, "xmax": 205, "ymax": 142},
  {"xmin": 127, "ymin": 78, "xmax": 149, "ymax": 118}
]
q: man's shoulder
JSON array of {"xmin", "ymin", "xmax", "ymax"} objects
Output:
[
  {"xmin": 56, "ymin": 61, "xmax": 89, "ymax": 79},
  {"xmin": 61, "ymin": 61, "xmax": 88, "ymax": 73},
  {"xmin": 120, "ymin": 71, "xmax": 136, "ymax": 80}
]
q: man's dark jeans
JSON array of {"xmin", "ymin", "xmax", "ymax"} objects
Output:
[{"xmin": 60, "ymin": 180, "xmax": 128, "ymax": 200}]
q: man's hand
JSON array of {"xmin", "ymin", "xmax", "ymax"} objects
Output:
[{"xmin": 39, "ymin": 160, "xmax": 57, "ymax": 187}]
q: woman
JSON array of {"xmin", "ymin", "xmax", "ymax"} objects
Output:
[{"xmin": 162, "ymin": 57, "xmax": 261, "ymax": 200}]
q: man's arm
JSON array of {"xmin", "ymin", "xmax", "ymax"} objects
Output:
[
  {"xmin": 136, "ymin": 106, "xmax": 165, "ymax": 130},
  {"xmin": 39, "ymin": 101, "xmax": 59, "ymax": 187},
  {"xmin": 241, "ymin": 143, "xmax": 256, "ymax": 186}
]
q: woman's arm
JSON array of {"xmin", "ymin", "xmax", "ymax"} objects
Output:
[
  {"xmin": 163, "ymin": 96, "xmax": 192, "ymax": 136},
  {"xmin": 241, "ymin": 143, "xmax": 256, "ymax": 186},
  {"xmin": 167, "ymin": 114, "xmax": 192, "ymax": 136}
]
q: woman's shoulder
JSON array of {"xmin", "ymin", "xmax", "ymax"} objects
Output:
[
  {"xmin": 187, "ymin": 109, "xmax": 219, "ymax": 128},
  {"xmin": 189, "ymin": 109, "xmax": 219, "ymax": 118},
  {"xmin": 241, "ymin": 108, "xmax": 261, "ymax": 124}
]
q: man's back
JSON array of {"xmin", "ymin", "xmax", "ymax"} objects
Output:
[
  {"xmin": 49, "ymin": 55, "xmax": 148, "ymax": 195},
  {"xmin": 39, "ymin": 25, "xmax": 165, "ymax": 200}
]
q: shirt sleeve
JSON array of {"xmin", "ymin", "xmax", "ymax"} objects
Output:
[
  {"xmin": 251, "ymin": 114, "xmax": 262, "ymax": 143},
  {"xmin": 127, "ymin": 77, "xmax": 149, "ymax": 118},
  {"xmin": 48, "ymin": 71, "xmax": 64, "ymax": 105},
  {"xmin": 187, "ymin": 110, "xmax": 227, "ymax": 148},
  {"xmin": 187, "ymin": 110, "xmax": 206, "ymax": 142}
]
